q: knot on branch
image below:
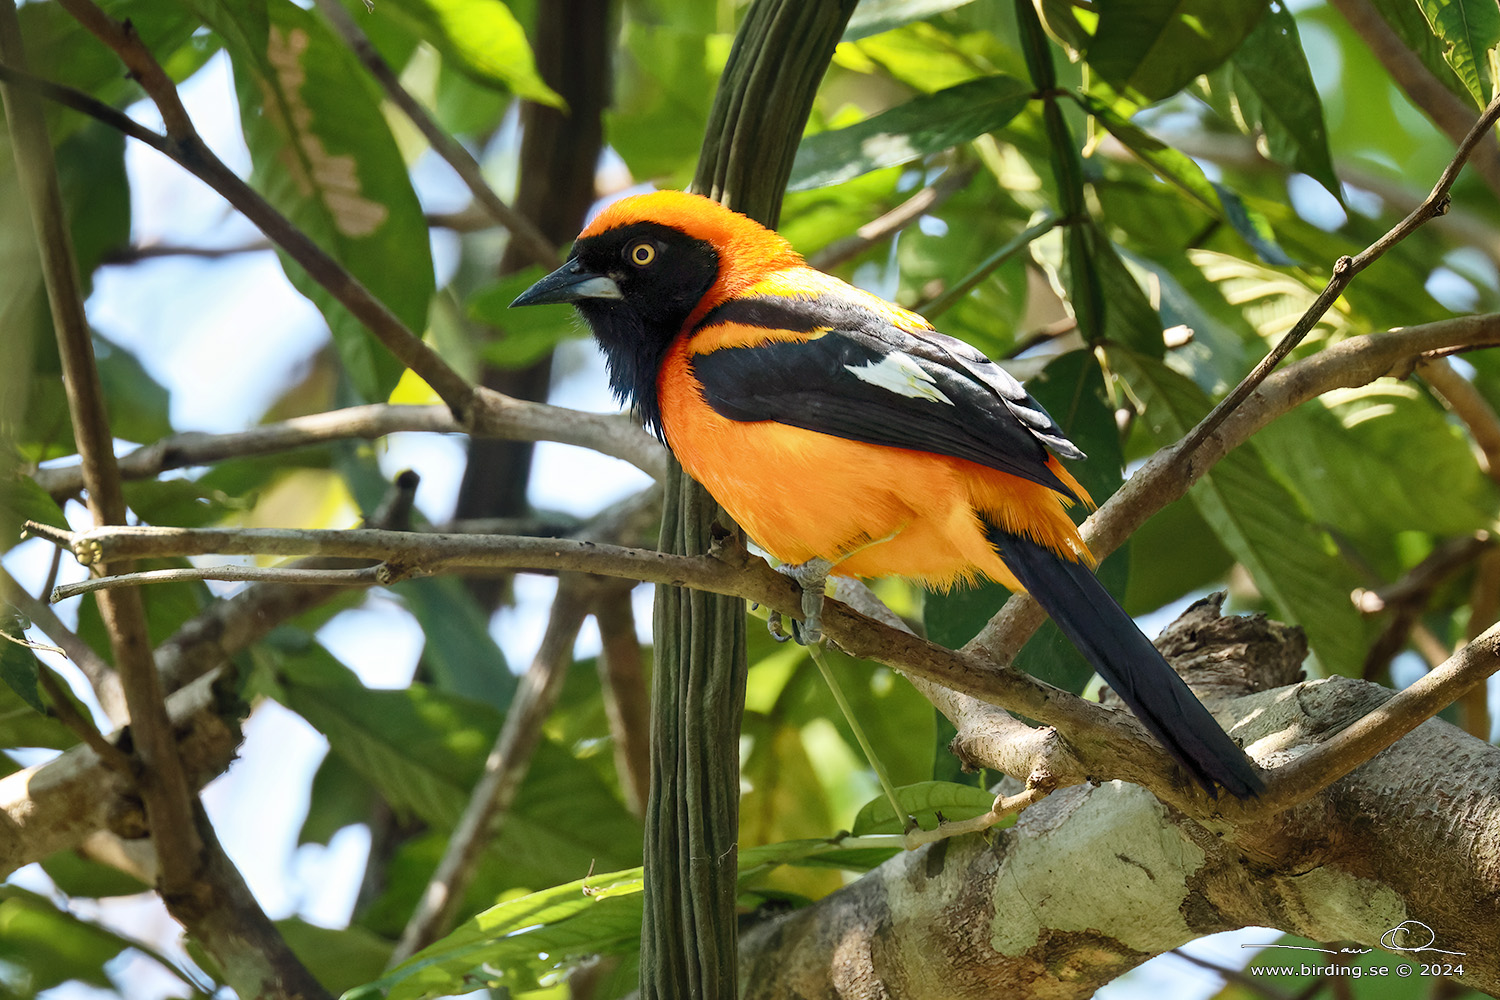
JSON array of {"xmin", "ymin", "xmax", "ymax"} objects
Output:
[{"xmin": 1150, "ymin": 593, "xmax": 1307, "ymax": 700}]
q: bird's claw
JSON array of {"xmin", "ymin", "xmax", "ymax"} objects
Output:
[{"xmin": 769, "ymin": 558, "xmax": 834, "ymax": 646}]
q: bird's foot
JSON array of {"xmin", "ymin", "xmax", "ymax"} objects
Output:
[{"xmin": 771, "ymin": 558, "xmax": 834, "ymax": 645}]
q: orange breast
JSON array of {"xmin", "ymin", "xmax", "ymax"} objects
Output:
[{"xmin": 656, "ymin": 338, "xmax": 1092, "ymax": 591}]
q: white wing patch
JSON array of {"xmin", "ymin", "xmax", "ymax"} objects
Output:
[{"xmin": 844, "ymin": 351, "xmax": 955, "ymax": 405}]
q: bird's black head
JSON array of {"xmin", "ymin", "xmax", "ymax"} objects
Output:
[{"xmin": 511, "ymin": 221, "xmax": 719, "ymax": 437}]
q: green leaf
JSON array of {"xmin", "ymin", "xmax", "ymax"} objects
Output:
[
  {"xmin": 1124, "ymin": 496, "xmax": 1234, "ymax": 615},
  {"xmin": 1082, "ymin": 94, "xmax": 1294, "ymax": 266},
  {"xmin": 0, "ymin": 635, "xmax": 76, "ymax": 750},
  {"xmin": 355, "ymin": 868, "xmax": 645, "ymax": 1000},
  {"xmin": 740, "ymin": 714, "xmax": 842, "ymax": 898},
  {"xmin": 1363, "ymin": 0, "xmax": 1476, "ymax": 106},
  {"xmin": 1227, "ymin": 3, "xmax": 1341, "ymax": 199},
  {"xmin": 393, "ymin": 576, "xmax": 515, "ymax": 710},
  {"xmin": 790, "ymin": 75, "xmax": 1032, "ymax": 191},
  {"xmin": 1087, "ymin": 0, "xmax": 1270, "ymax": 104},
  {"xmin": 278, "ymin": 918, "xmax": 392, "ymax": 994},
  {"xmin": 370, "ymin": 0, "xmax": 562, "ymax": 106},
  {"xmin": 276, "ymin": 643, "xmax": 640, "ymax": 892},
  {"xmin": 1415, "ymin": 0, "xmax": 1500, "ymax": 107},
  {"xmin": 361, "ymin": 840, "xmax": 900, "ymax": 1000},
  {"xmin": 228, "ymin": 0, "xmax": 435, "ymax": 402},
  {"xmin": 92, "ymin": 334, "xmax": 173, "ymax": 446},
  {"xmin": 1111, "ymin": 349, "xmax": 1372, "ymax": 675},
  {"xmin": 0, "ymin": 475, "xmax": 66, "ymax": 555},
  {"xmin": 467, "ymin": 268, "xmax": 587, "ymax": 371},
  {"xmin": 54, "ymin": 122, "xmax": 130, "ymax": 287},
  {"xmin": 792, "ymin": 648, "xmax": 937, "ymax": 790},
  {"xmin": 299, "ymin": 749, "xmax": 377, "ymax": 846},
  {"xmin": 606, "ymin": 23, "xmax": 728, "ymax": 185},
  {"xmin": 851, "ymin": 780, "xmax": 998, "ymax": 834},
  {"xmin": 0, "ymin": 888, "xmax": 128, "ymax": 992},
  {"xmin": 1254, "ymin": 383, "xmax": 1498, "ymax": 553},
  {"xmin": 1083, "ymin": 223, "xmax": 1166, "ymax": 356},
  {"xmin": 122, "ymin": 478, "xmax": 252, "ymax": 528},
  {"xmin": 0, "ymin": 625, "xmax": 42, "ymax": 715},
  {"xmin": 40, "ymin": 850, "xmax": 151, "ymax": 899},
  {"xmin": 843, "ymin": 0, "xmax": 976, "ymax": 41}
]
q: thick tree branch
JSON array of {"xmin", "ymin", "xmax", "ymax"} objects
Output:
[
  {"xmin": 35, "ymin": 316, "xmax": 1500, "ymax": 819},
  {"xmin": 969, "ymin": 315, "xmax": 1500, "ymax": 664},
  {"xmin": 740, "ymin": 662, "xmax": 1500, "ymax": 996},
  {"xmin": 1251, "ymin": 619, "xmax": 1500, "ymax": 815}
]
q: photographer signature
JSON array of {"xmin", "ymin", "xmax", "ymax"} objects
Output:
[{"xmin": 1241, "ymin": 920, "xmax": 1466, "ymax": 956}]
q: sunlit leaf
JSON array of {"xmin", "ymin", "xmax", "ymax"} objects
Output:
[
  {"xmin": 851, "ymin": 780, "xmax": 998, "ymax": 835},
  {"xmin": 279, "ymin": 918, "xmax": 392, "ymax": 994},
  {"xmin": 360, "ymin": 840, "xmax": 901, "ymax": 1000},
  {"xmin": 371, "ymin": 0, "xmax": 562, "ymax": 106},
  {"xmin": 1083, "ymin": 95, "xmax": 1295, "ymax": 265},
  {"xmin": 1415, "ymin": 0, "xmax": 1500, "ymax": 107}
]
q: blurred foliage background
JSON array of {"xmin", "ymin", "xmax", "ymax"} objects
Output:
[{"xmin": 1, "ymin": 0, "xmax": 1498, "ymax": 997}]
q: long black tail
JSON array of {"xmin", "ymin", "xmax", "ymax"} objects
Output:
[{"xmin": 989, "ymin": 527, "xmax": 1263, "ymax": 799}]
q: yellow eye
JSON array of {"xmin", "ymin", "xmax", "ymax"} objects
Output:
[{"xmin": 628, "ymin": 241, "xmax": 657, "ymax": 266}]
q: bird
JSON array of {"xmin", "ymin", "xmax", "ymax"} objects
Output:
[{"xmin": 511, "ymin": 189, "xmax": 1263, "ymax": 799}]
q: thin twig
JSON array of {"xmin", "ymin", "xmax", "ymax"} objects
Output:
[
  {"xmin": 594, "ymin": 584, "xmax": 651, "ymax": 816},
  {"xmin": 51, "ymin": 565, "xmax": 390, "ymax": 602},
  {"xmin": 311, "ymin": 0, "xmax": 560, "ymax": 271},
  {"xmin": 392, "ymin": 576, "xmax": 595, "ymax": 963},
  {"xmin": 901, "ymin": 784, "xmax": 1045, "ymax": 849},
  {"xmin": 31, "ymin": 401, "xmax": 664, "ymax": 499},
  {"xmin": 99, "ymin": 240, "xmax": 272, "ymax": 262},
  {"xmin": 1175, "ymin": 93, "xmax": 1500, "ymax": 459}
]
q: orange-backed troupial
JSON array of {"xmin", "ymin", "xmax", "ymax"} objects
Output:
[{"xmin": 512, "ymin": 189, "xmax": 1262, "ymax": 799}]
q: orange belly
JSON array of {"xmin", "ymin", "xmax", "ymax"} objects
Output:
[{"xmin": 657, "ymin": 343, "xmax": 1092, "ymax": 591}]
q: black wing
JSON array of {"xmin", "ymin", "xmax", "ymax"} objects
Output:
[{"xmin": 689, "ymin": 294, "xmax": 1085, "ymax": 499}]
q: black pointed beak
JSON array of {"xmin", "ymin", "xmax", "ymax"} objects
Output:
[{"xmin": 511, "ymin": 260, "xmax": 623, "ymax": 308}]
